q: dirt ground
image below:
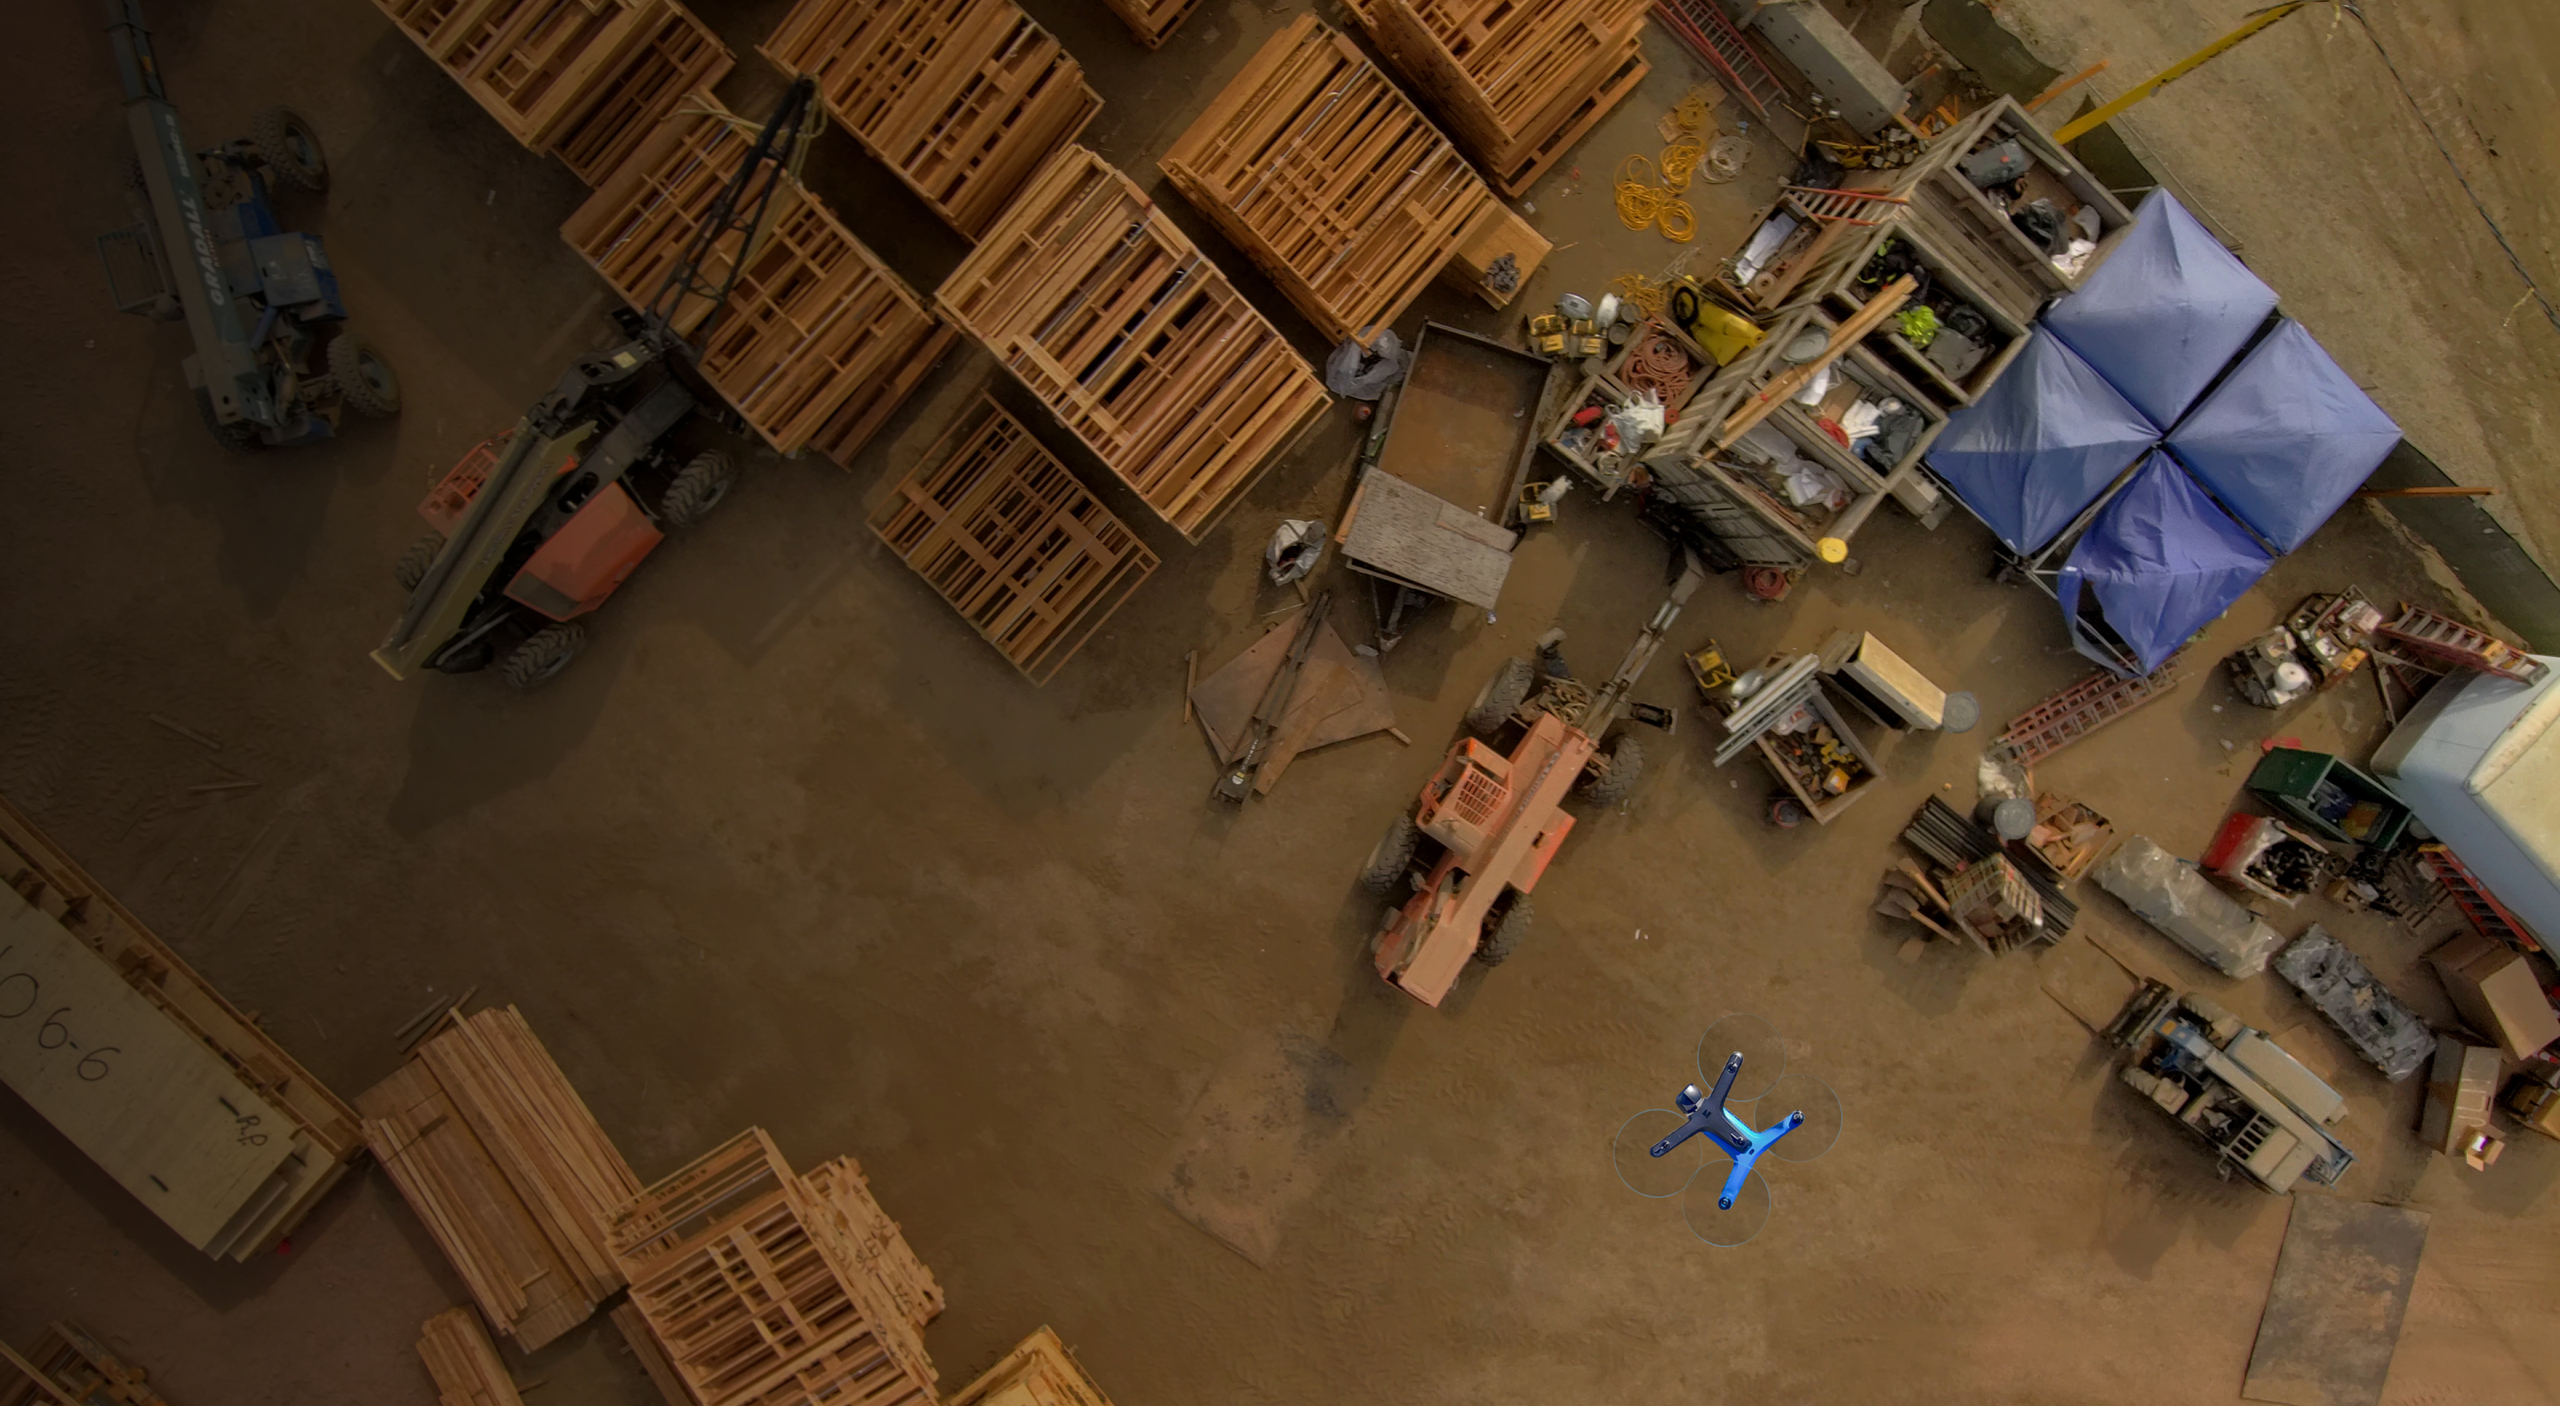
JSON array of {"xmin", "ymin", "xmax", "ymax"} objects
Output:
[{"xmin": 3, "ymin": 2, "xmax": 2558, "ymax": 1404}]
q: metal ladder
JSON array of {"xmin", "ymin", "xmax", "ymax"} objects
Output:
[
  {"xmin": 2378, "ymin": 604, "xmax": 2547, "ymax": 684},
  {"xmin": 1782, "ymin": 186, "xmax": 1911, "ymax": 227},
  {"xmin": 1652, "ymin": 0, "xmax": 1791, "ymax": 120},
  {"xmin": 1992, "ymin": 657, "xmax": 2184, "ymax": 766},
  {"xmin": 2418, "ymin": 844, "xmax": 2541, "ymax": 952}
]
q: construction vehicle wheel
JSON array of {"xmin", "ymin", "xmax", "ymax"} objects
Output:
[
  {"xmin": 251, "ymin": 107, "xmax": 329, "ymax": 192},
  {"xmin": 1359, "ymin": 813, "xmax": 1420, "ymax": 893},
  {"xmin": 659, "ymin": 451, "xmax": 735, "ymax": 529},
  {"xmin": 329, "ymin": 335, "xmax": 401, "ymax": 418},
  {"xmin": 1580, "ymin": 736, "xmax": 1646, "ymax": 806},
  {"xmin": 394, "ymin": 534, "xmax": 443, "ymax": 592},
  {"xmin": 194, "ymin": 390, "xmax": 259, "ymax": 453},
  {"xmin": 1465, "ymin": 656, "xmax": 1534, "ymax": 735},
  {"xmin": 1476, "ymin": 893, "xmax": 1533, "ymax": 966},
  {"xmin": 500, "ymin": 623, "xmax": 586, "ymax": 691}
]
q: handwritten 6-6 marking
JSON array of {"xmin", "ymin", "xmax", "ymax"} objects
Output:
[{"xmin": 0, "ymin": 945, "xmax": 120, "ymax": 1081}]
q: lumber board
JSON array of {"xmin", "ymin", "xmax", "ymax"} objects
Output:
[
  {"xmin": 948, "ymin": 1327, "xmax": 1117, "ymax": 1406},
  {"xmin": 801, "ymin": 1156, "xmax": 944, "ymax": 1334},
  {"xmin": 763, "ymin": 0, "xmax": 1101, "ymax": 238},
  {"xmin": 418, "ymin": 1307, "xmax": 525, "ymax": 1406},
  {"xmin": 613, "ymin": 1303, "xmax": 702, "ymax": 1406},
  {"xmin": 1099, "ymin": 0, "xmax": 1200, "ymax": 49},
  {"xmin": 0, "ymin": 1322, "xmax": 166, "ymax": 1406}
]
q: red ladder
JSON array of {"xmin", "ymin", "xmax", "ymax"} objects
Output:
[
  {"xmin": 1992, "ymin": 656, "xmax": 2184, "ymax": 766},
  {"xmin": 1783, "ymin": 186, "xmax": 1910, "ymax": 227},
  {"xmin": 2418, "ymin": 844, "xmax": 2541, "ymax": 952},
  {"xmin": 2378, "ymin": 604, "xmax": 2547, "ymax": 684},
  {"xmin": 1652, "ymin": 0, "xmax": 1791, "ymax": 121}
]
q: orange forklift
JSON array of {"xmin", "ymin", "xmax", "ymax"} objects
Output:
[{"xmin": 1359, "ymin": 552, "xmax": 1705, "ymax": 1005}]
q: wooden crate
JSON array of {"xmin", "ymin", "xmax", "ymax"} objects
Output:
[
  {"xmin": 1342, "ymin": 0, "xmax": 1649, "ymax": 196},
  {"xmin": 359, "ymin": 1007, "xmax": 642, "ymax": 1352},
  {"xmin": 1099, "ymin": 0, "xmax": 1199, "ymax": 49},
  {"xmin": 1781, "ymin": 215, "xmax": 2029, "ymax": 411},
  {"xmin": 937, "ymin": 144, "xmax": 1330, "ymax": 542},
  {"xmin": 1161, "ymin": 15, "xmax": 1546, "ymax": 346},
  {"xmin": 0, "ymin": 1321, "xmax": 169, "ymax": 1406},
  {"xmin": 763, "ymin": 0, "xmax": 1101, "ymax": 239},
  {"xmin": 0, "ymin": 796, "xmax": 362, "ymax": 1262},
  {"xmin": 417, "ymin": 1308, "xmax": 524, "ymax": 1406},
  {"xmin": 870, "ymin": 399, "xmax": 1160, "ymax": 684},
  {"xmin": 948, "ymin": 1327, "xmax": 1117, "ymax": 1406},
  {"xmin": 609, "ymin": 1129, "xmax": 937, "ymax": 1406},
  {"xmin": 562, "ymin": 97, "xmax": 947, "ymax": 458}
]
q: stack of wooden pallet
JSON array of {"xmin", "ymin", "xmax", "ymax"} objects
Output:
[
  {"xmin": 870, "ymin": 398, "xmax": 1160, "ymax": 684},
  {"xmin": 949, "ymin": 1327, "xmax": 1119, "ymax": 1406},
  {"xmin": 1341, "ymin": 0, "xmax": 1649, "ymax": 195},
  {"xmin": 0, "ymin": 1321, "xmax": 167, "ymax": 1406},
  {"xmin": 0, "ymin": 797, "xmax": 362, "ymax": 1262},
  {"xmin": 1161, "ymin": 16, "xmax": 1548, "ymax": 346},
  {"xmin": 365, "ymin": 0, "xmax": 734, "ymax": 185},
  {"xmin": 763, "ymin": 0, "xmax": 1101, "ymax": 239},
  {"xmin": 562, "ymin": 97, "xmax": 956, "ymax": 463},
  {"xmin": 938, "ymin": 145, "xmax": 1328, "ymax": 542},
  {"xmin": 416, "ymin": 1308, "xmax": 524, "ymax": 1406},
  {"xmin": 358, "ymin": 1006, "xmax": 642, "ymax": 1352},
  {"xmin": 609, "ymin": 1128, "xmax": 941, "ymax": 1406}
]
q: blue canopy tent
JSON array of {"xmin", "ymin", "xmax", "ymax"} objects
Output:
[
  {"xmin": 2165, "ymin": 318, "xmax": 2403, "ymax": 553},
  {"xmin": 1925, "ymin": 327, "xmax": 2160, "ymax": 556},
  {"xmin": 2059, "ymin": 452, "xmax": 2275, "ymax": 675},
  {"xmin": 2041, "ymin": 190, "xmax": 2278, "ymax": 429}
]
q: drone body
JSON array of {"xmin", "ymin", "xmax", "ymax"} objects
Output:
[{"xmin": 1649, "ymin": 1051, "xmax": 1806, "ymax": 1208}]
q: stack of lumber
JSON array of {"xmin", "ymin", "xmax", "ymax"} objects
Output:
[
  {"xmin": 609, "ymin": 1128, "xmax": 941, "ymax": 1406},
  {"xmin": 562, "ymin": 96, "xmax": 955, "ymax": 462},
  {"xmin": 416, "ymin": 1308, "xmax": 524, "ymax": 1406},
  {"xmin": 869, "ymin": 398, "xmax": 1160, "ymax": 685},
  {"xmin": 1160, "ymin": 16, "xmax": 1549, "ymax": 346},
  {"xmin": 0, "ymin": 797, "xmax": 362, "ymax": 1262},
  {"xmin": 358, "ymin": 1006, "xmax": 642, "ymax": 1352},
  {"xmin": 0, "ymin": 1321, "xmax": 167, "ymax": 1406},
  {"xmin": 1098, "ymin": 0, "xmax": 1199, "ymax": 50},
  {"xmin": 1341, "ymin": 0, "xmax": 1649, "ymax": 195},
  {"xmin": 948, "ymin": 1327, "xmax": 1118, "ymax": 1406},
  {"xmin": 365, "ymin": 0, "xmax": 734, "ymax": 185},
  {"xmin": 762, "ymin": 0, "xmax": 1102, "ymax": 239},
  {"xmin": 937, "ymin": 145, "xmax": 1329, "ymax": 542}
]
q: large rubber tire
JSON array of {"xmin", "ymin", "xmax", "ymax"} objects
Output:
[
  {"xmin": 330, "ymin": 335, "xmax": 401, "ymax": 418},
  {"xmin": 1476, "ymin": 893, "xmax": 1532, "ymax": 966},
  {"xmin": 195, "ymin": 389, "xmax": 259, "ymax": 453},
  {"xmin": 1580, "ymin": 735, "xmax": 1647, "ymax": 806},
  {"xmin": 394, "ymin": 533, "xmax": 443, "ymax": 593},
  {"xmin": 659, "ymin": 450, "xmax": 735, "ymax": 529},
  {"xmin": 500, "ymin": 623, "xmax": 586, "ymax": 691},
  {"xmin": 251, "ymin": 106, "xmax": 328, "ymax": 192},
  {"xmin": 1359, "ymin": 813, "xmax": 1420, "ymax": 893},
  {"xmin": 1465, "ymin": 656, "xmax": 1535, "ymax": 735}
]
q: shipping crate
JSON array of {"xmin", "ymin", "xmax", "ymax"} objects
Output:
[
  {"xmin": 2419, "ymin": 1034, "xmax": 2501, "ymax": 1156},
  {"xmin": 2429, "ymin": 931, "xmax": 2560, "ymax": 1061},
  {"xmin": 870, "ymin": 398, "xmax": 1161, "ymax": 684},
  {"xmin": 936, "ymin": 144, "xmax": 1330, "ymax": 541},
  {"xmin": 1161, "ymin": 16, "xmax": 1546, "ymax": 345},
  {"xmin": 1099, "ymin": 0, "xmax": 1199, "ymax": 49},
  {"xmin": 762, "ymin": 0, "xmax": 1101, "ymax": 239},
  {"xmin": 1341, "ymin": 0, "xmax": 1649, "ymax": 195},
  {"xmin": 562, "ymin": 97, "xmax": 946, "ymax": 460},
  {"xmin": 1891, "ymin": 96, "xmax": 2132, "ymax": 301}
]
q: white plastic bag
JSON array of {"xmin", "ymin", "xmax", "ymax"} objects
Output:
[{"xmin": 1324, "ymin": 330, "xmax": 1408, "ymax": 399}]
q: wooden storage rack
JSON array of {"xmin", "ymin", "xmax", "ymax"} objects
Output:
[
  {"xmin": 1342, "ymin": 0, "xmax": 1650, "ymax": 196},
  {"xmin": 0, "ymin": 796, "xmax": 362, "ymax": 1262},
  {"xmin": 366, "ymin": 0, "xmax": 735, "ymax": 185},
  {"xmin": 563, "ymin": 97, "xmax": 952, "ymax": 462},
  {"xmin": 871, "ymin": 398, "xmax": 1160, "ymax": 684},
  {"xmin": 1161, "ymin": 16, "xmax": 1548, "ymax": 346},
  {"xmin": 1780, "ymin": 214, "xmax": 2029, "ymax": 410},
  {"xmin": 762, "ymin": 0, "xmax": 1101, "ymax": 239},
  {"xmin": 937, "ymin": 144, "xmax": 1330, "ymax": 541},
  {"xmin": 359, "ymin": 1006, "xmax": 643, "ymax": 1352}
]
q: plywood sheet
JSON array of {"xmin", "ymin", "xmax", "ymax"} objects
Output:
[
  {"xmin": 2243, "ymin": 1197, "xmax": 2431, "ymax": 1406},
  {"xmin": 1341, "ymin": 470, "xmax": 1516, "ymax": 609}
]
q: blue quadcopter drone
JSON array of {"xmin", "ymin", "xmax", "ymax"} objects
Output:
[{"xmin": 1649, "ymin": 1051, "xmax": 1805, "ymax": 1210}]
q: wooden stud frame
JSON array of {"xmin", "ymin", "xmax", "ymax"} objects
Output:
[
  {"xmin": 936, "ymin": 144, "xmax": 1330, "ymax": 542},
  {"xmin": 1099, "ymin": 0, "xmax": 1200, "ymax": 50}
]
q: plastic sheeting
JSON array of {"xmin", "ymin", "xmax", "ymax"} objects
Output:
[
  {"xmin": 1926, "ymin": 328, "xmax": 2159, "ymax": 554},
  {"xmin": 2042, "ymin": 190, "xmax": 2279, "ymax": 429},
  {"xmin": 2060, "ymin": 452, "xmax": 2273, "ymax": 675},
  {"xmin": 2093, "ymin": 835, "xmax": 2286, "ymax": 979},
  {"xmin": 2165, "ymin": 318, "xmax": 2403, "ymax": 553}
]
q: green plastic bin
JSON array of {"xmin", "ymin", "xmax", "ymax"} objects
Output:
[{"xmin": 2246, "ymin": 747, "xmax": 2412, "ymax": 848}]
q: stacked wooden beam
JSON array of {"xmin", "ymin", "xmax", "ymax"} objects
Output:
[
  {"xmin": 948, "ymin": 1327, "xmax": 1118, "ymax": 1406},
  {"xmin": 365, "ymin": 0, "xmax": 734, "ymax": 185},
  {"xmin": 1099, "ymin": 0, "xmax": 1200, "ymax": 50},
  {"xmin": 609, "ymin": 1128, "xmax": 941, "ymax": 1406},
  {"xmin": 937, "ymin": 145, "xmax": 1329, "ymax": 542},
  {"xmin": 358, "ymin": 1006, "xmax": 642, "ymax": 1352},
  {"xmin": 0, "ymin": 797, "xmax": 362, "ymax": 1262},
  {"xmin": 416, "ymin": 1308, "xmax": 524, "ymax": 1406},
  {"xmin": 762, "ymin": 0, "xmax": 1102, "ymax": 239},
  {"xmin": 870, "ymin": 398, "xmax": 1159, "ymax": 684},
  {"xmin": 562, "ymin": 97, "xmax": 952, "ymax": 462},
  {"xmin": 1161, "ymin": 16, "xmax": 1547, "ymax": 346},
  {"xmin": 1342, "ymin": 0, "xmax": 1649, "ymax": 195}
]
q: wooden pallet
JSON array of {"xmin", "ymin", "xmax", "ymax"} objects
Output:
[
  {"xmin": 417, "ymin": 1308, "xmax": 524, "ymax": 1406},
  {"xmin": 763, "ymin": 0, "xmax": 1101, "ymax": 239},
  {"xmin": 1099, "ymin": 0, "xmax": 1200, "ymax": 49},
  {"xmin": 0, "ymin": 1322, "xmax": 168, "ymax": 1406},
  {"xmin": 871, "ymin": 398, "xmax": 1160, "ymax": 684},
  {"xmin": 562, "ymin": 97, "xmax": 947, "ymax": 458},
  {"xmin": 937, "ymin": 144, "xmax": 1329, "ymax": 541},
  {"xmin": 1161, "ymin": 16, "xmax": 1546, "ymax": 346},
  {"xmin": 1342, "ymin": 0, "xmax": 1649, "ymax": 195},
  {"xmin": 0, "ymin": 796, "xmax": 362, "ymax": 1262},
  {"xmin": 609, "ymin": 1128, "xmax": 937, "ymax": 1406},
  {"xmin": 358, "ymin": 1006, "xmax": 642, "ymax": 1352},
  {"xmin": 948, "ymin": 1327, "xmax": 1117, "ymax": 1406}
]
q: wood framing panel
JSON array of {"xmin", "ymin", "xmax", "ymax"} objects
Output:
[
  {"xmin": 762, "ymin": 0, "xmax": 1101, "ymax": 239},
  {"xmin": 548, "ymin": 7, "xmax": 735, "ymax": 186},
  {"xmin": 870, "ymin": 399, "xmax": 1160, "ymax": 684},
  {"xmin": 936, "ymin": 145, "xmax": 1329, "ymax": 542},
  {"xmin": 562, "ymin": 98, "xmax": 945, "ymax": 455},
  {"xmin": 948, "ymin": 1327, "xmax": 1118, "ymax": 1406},
  {"xmin": 1342, "ymin": 0, "xmax": 1648, "ymax": 195},
  {"xmin": 1162, "ymin": 16, "xmax": 1545, "ymax": 346}
]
